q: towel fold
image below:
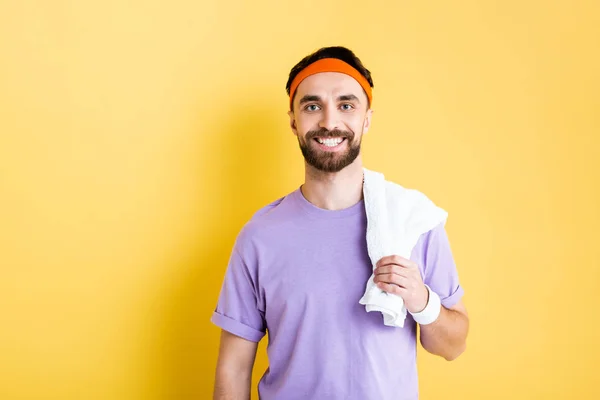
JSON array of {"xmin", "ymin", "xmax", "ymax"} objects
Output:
[{"xmin": 358, "ymin": 167, "xmax": 448, "ymax": 327}]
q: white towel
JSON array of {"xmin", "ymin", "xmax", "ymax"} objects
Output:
[{"xmin": 358, "ymin": 167, "xmax": 448, "ymax": 327}]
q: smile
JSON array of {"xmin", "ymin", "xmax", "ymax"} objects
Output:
[{"xmin": 314, "ymin": 137, "xmax": 346, "ymax": 147}]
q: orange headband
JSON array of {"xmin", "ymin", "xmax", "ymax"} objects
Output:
[{"xmin": 288, "ymin": 58, "xmax": 373, "ymax": 109}]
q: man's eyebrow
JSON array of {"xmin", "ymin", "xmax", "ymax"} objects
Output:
[
  {"xmin": 338, "ymin": 94, "xmax": 359, "ymax": 102},
  {"xmin": 298, "ymin": 95, "xmax": 321, "ymax": 105},
  {"xmin": 298, "ymin": 94, "xmax": 360, "ymax": 104}
]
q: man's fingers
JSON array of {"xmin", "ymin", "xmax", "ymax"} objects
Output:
[
  {"xmin": 376, "ymin": 255, "xmax": 416, "ymax": 269},
  {"xmin": 374, "ymin": 265, "xmax": 406, "ymax": 276},
  {"xmin": 374, "ymin": 264, "xmax": 419, "ymax": 279},
  {"xmin": 374, "ymin": 273, "xmax": 409, "ymax": 288},
  {"xmin": 377, "ymin": 282, "xmax": 399, "ymax": 294},
  {"xmin": 376, "ymin": 255, "xmax": 409, "ymax": 267},
  {"xmin": 377, "ymin": 282, "xmax": 408, "ymax": 295}
]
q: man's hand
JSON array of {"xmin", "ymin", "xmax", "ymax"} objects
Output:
[{"xmin": 373, "ymin": 255, "xmax": 428, "ymax": 313}]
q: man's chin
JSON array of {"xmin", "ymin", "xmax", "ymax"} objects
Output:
[
  {"xmin": 299, "ymin": 141, "xmax": 361, "ymax": 173},
  {"xmin": 308, "ymin": 163, "xmax": 345, "ymax": 173},
  {"xmin": 305, "ymin": 154, "xmax": 355, "ymax": 173}
]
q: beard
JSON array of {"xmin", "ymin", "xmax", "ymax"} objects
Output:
[{"xmin": 297, "ymin": 127, "xmax": 362, "ymax": 173}]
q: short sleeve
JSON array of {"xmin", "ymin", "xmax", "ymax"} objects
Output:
[
  {"xmin": 210, "ymin": 245, "xmax": 266, "ymax": 343},
  {"xmin": 419, "ymin": 222, "xmax": 464, "ymax": 308}
]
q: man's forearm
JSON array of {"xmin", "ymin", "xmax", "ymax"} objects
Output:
[
  {"xmin": 213, "ymin": 369, "xmax": 252, "ymax": 400},
  {"xmin": 419, "ymin": 305, "xmax": 469, "ymax": 361}
]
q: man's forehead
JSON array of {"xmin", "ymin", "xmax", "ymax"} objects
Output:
[{"xmin": 296, "ymin": 71, "xmax": 365, "ymax": 98}]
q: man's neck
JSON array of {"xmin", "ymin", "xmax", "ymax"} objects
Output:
[{"xmin": 300, "ymin": 159, "xmax": 364, "ymax": 211}]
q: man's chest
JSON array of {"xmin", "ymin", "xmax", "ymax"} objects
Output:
[{"xmin": 256, "ymin": 226, "xmax": 373, "ymax": 324}]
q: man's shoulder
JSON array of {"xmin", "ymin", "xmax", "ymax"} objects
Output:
[
  {"xmin": 235, "ymin": 189, "xmax": 299, "ymax": 249},
  {"xmin": 247, "ymin": 186, "xmax": 300, "ymax": 224},
  {"xmin": 249, "ymin": 194, "xmax": 288, "ymax": 221}
]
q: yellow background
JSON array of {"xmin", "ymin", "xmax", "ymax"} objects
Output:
[{"xmin": 1, "ymin": 1, "xmax": 599, "ymax": 399}]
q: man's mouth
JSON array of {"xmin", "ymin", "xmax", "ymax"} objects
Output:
[{"xmin": 313, "ymin": 137, "xmax": 346, "ymax": 147}]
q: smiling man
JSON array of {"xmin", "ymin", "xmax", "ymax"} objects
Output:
[{"xmin": 211, "ymin": 46, "xmax": 469, "ymax": 400}]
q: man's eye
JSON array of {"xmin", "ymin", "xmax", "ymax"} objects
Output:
[
  {"xmin": 305, "ymin": 104, "xmax": 320, "ymax": 111},
  {"xmin": 341, "ymin": 103, "xmax": 354, "ymax": 111}
]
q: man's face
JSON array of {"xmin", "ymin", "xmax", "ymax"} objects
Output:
[{"xmin": 288, "ymin": 72, "xmax": 373, "ymax": 173}]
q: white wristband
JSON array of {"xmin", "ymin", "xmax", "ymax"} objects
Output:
[{"xmin": 409, "ymin": 284, "xmax": 441, "ymax": 325}]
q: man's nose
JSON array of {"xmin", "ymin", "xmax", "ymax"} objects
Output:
[{"xmin": 318, "ymin": 107, "xmax": 340, "ymax": 132}]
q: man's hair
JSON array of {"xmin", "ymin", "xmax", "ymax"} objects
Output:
[{"xmin": 285, "ymin": 46, "xmax": 374, "ymax": 105}]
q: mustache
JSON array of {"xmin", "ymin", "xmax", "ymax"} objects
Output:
[{"xmin": 306, "ymin": 128, "xmax": 354, "ymax": 140}]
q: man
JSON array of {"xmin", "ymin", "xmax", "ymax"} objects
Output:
[{"xmin": 211, "ymin": 46, "xmax": 469, "ymax": 400}]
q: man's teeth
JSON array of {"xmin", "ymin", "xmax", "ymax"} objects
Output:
[{"xmin": 316, "ymin": 137, "xmax": 344, "ymax": 146}]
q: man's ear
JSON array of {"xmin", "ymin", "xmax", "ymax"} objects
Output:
[
  {"xmin": 362, "ymin": 109, "xmax": 374, "ymax": 134},
  {"xmin": 288, "ymin": 110, "xmax": 298, "ymax": 136}
]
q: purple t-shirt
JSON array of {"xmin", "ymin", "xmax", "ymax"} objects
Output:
[{"xmin": 211, "ymin": 186, "xmax": 464, "ymax": 400}]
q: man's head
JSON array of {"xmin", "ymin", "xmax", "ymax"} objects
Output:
[{"xmin": 286, "ymin": 46, "xmax": 374, "ymax": 173}]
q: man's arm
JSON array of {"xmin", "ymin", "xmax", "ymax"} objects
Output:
[
  {"xmin": 213, "ymin": 330, "xmax": 259, "ymax": 400},
  {"xmin": 373, "ymin": 253, "xmax": 469, "ymax": 361},
  {"xmin": 419, "ymin": 300, "xmax": 469, "ymax": 361}
]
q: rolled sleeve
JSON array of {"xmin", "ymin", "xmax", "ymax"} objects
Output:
[
  {"xmin": 421, "ymin": 221, "xmax": 465, "ymax": 309},
  {"xmin": 211, "ymin": 247, "xmax": 266, "ymax": 343},
  {"xmin": 439, "ymin": 284, "xmax": 464, "ymax": 308},
  {"xmin": 210, "ymin": 312, "xmax": 265, "ymax": 342}
]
